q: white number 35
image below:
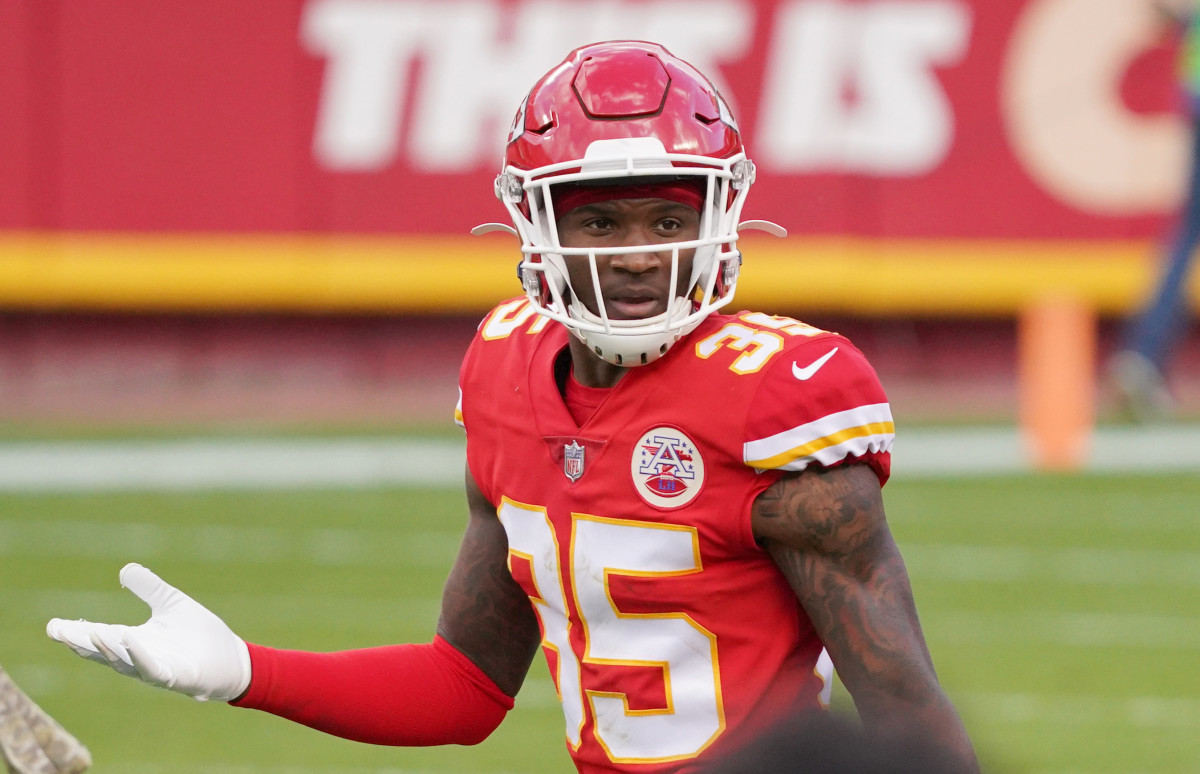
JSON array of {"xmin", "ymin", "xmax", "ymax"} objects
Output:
[{"xmin": 498, "ymin": 498, "xmax": 724, "ymax": 764}]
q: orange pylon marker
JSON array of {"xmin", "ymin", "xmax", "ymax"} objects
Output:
[{"xmin": 1018, "ymin": 295, "xmax": 1097, "ymax": 471}]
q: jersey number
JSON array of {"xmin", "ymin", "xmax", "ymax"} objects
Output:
[
  {"xmin": 498, "ymin": 499, "xmax": 723, "ymax": 764},
  {"xmin": 695, "ymin": 313, "xmax": 824, "ymax": 374}
]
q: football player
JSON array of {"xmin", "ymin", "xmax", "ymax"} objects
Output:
[{"xmin": 47, "ymin": 41, "xmax": 978, "ymax": 774}]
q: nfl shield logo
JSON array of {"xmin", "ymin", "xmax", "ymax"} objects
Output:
[{"xmin": 563, "ymin": 440, "xmax": 585, "ymax": 482}]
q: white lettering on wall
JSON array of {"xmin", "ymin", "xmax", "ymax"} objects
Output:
[
  {"xmin": 304, "ymin": 0, "xmax": 753, "ymax": 172},
  {"xmin": 1002, "ymin": 0, "xmax": 1186, "ymax": 215},
  {"xmin": 302, "ymin": 0, "xmax": 433, "ymax": 170},
  {"xmin": 757, "ymin": 0, "xmax": 971, "ymax": 175},
  {"xmin": 303, "ymin": 0, "xmax": 1182, "ymax": 219}
]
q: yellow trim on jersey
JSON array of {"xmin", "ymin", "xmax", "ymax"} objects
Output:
[
  {"xmin": 744, "ymin": 403, "xmax": 895, "ymax": 471},
  {"xmin": 748, "ymin": 422, "xmax": 895, "ymax": 470}
]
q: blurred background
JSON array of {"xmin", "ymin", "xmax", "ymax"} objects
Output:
[
  {"xmin": 1, "ymin": 0, "xmax": 1197, "ymax": 432},
  {"xmin": 1, "ymin": 1, "xmax": 1198, "ymax": 773}
]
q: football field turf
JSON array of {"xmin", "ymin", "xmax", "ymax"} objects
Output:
[{"xmin": 1, "ymin": 465, "xmax": 1197, "ymax": 773}]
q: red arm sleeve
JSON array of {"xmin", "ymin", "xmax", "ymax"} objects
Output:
[{"xmin": 230, "ymin": 635, "xmax": 514, "ymax": 746}]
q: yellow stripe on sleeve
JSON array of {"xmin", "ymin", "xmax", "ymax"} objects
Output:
[{"xmin": 745, "ymin": 421, "xmax": 895, "ymax": 471}]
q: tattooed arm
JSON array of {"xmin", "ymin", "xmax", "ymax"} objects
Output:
[
  {"xmin": 226, "ymin": 467, "xmax": 540, "ymax": 745},
  {"xmin": 751, "ymin": 464, "xmax": 979, "ymax": 773},
  {"xmin": 437, "ymin": 467, "xmax": 542, "ymax": 697}
]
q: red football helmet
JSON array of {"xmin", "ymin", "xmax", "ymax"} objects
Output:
[{"xmin": 491, "ymin": 40, "xmax": 765, "ymax": 366}]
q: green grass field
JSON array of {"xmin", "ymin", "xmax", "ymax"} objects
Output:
[{"xmin": 2, "ymin": 471, "xmax": 1197, "ymax": 773}]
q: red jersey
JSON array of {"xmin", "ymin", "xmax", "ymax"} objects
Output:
[{"xmin": 456, "ymin": 299, "xmax": 894, "ymax": 773}]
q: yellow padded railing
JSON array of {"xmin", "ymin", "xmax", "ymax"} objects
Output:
[{"xmin": 0, "ymin": 231, "xmax": 1192, "ymax": 316}]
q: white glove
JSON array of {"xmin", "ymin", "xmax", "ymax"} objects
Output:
[{"xmin": 45, "ymin": 563, "xmax": 251, "ymax": 702}]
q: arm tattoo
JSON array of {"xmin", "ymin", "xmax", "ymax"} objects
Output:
[
  {"xmin": 757, "ymin": 465, "xmax": 980, "ymax": 771},
  {"xmin": 753, "ymin": 465, "xmax": 938, "ymax": 711},
  {"xmin": 435, "ymin": 469, "xmax": 541, "ymax": 697}
]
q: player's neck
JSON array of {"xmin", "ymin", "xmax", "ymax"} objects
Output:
[{"xmin": 566, "ymin": 336, "xmax": 629, "ymax": 389}]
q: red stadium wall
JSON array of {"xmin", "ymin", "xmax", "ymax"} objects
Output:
[{"xmin": 1, "ymin": 0, "xmax": 1197, "ymax": 315}]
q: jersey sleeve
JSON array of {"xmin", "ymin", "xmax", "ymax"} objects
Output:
[
  {"xmin": 455, "ymin": 298, "xmax": 539, "ymax": 435},
  {"xmin": 742, "ymin": 335, "xmax": 894, "ymax": 485},
  {"xmin": 454, "ymin": 313, "xmax": 490, "ymax": 432},
  {"xmin": 232, "ymin": 635, "xmax": 512, "ymax": 746},
  {"xmin": 455, "ymin": 298, "xmax": 545, "ymax": 506}
]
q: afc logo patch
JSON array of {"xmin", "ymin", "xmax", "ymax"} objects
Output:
[{"xmin": 631, "ymin": 427, "xmax": 705, "ymax": 508}]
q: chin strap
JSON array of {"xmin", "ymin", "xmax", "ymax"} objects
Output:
[{"xmin": 569, "ymin": 295, "xmax": 701, "ymax": 367}]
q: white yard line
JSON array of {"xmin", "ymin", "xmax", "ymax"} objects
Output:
[
  {"xmin": 928, "ymin": 610, "xmax": 1200, "ymax": 650},
  {"xmin": 100, "ymin": 767, "xmax": 517, "ymax": 774},
  {"xmin": 962, "ymin": 691, "xmax": 1200, "ymax": 729},
  {"xmin": 902, "ymin": 543, "xmax": 1200, "ymax": 587},
  {"xmin": 0, "ymin": 438, "xmax": 466, "ymax": 490},
  {"xmin": 0, "ymin": 518, "xmax": 461, "ymax": 566},
  {"xmin": 893, "ymin": 424, "xmax": 1200, "ymax": 476},
  {"xmin": 0, "ymin": 425, "xmax": 1198, "ymax": 491},
  {"xmin": 6, "ymin": 515, "xmax": 1199, "ymax": 591},
  {"xmin": 0, "ymin": 588, "xmax": 442, "ymax": 625}
]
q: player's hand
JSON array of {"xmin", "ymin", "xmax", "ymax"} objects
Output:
[{"xmin": 45, "ymin": 563, "xmax": 251, "ymax": 702}]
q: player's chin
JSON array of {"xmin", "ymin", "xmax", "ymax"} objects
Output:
[{"xmin": 606, "ymin": 298, "xmax": 667, "ymax": 320}]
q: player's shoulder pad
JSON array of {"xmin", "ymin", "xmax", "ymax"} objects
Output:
[
  {"xmin": 475, "ymin": 297, "xmax": 553, "ymax": 343},
  {"xmin": 690, "ymin": 311, "xmax": 850, "ymax": 376},
  {"xmin": 738, "ymin": 318, "xmax": 893, "ymax": 475}
]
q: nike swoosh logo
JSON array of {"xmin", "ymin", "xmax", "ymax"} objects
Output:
[{"xmin": 791, "ymin": 347, "xmax": 839, "ymax": 381}]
